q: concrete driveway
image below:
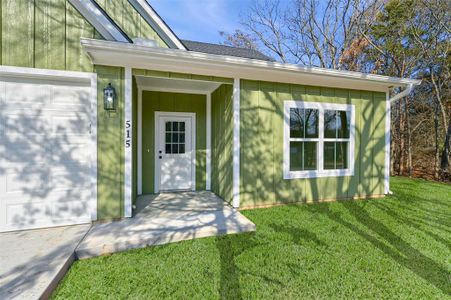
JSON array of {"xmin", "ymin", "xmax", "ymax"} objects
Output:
[{"xmin": 0, "ymin": 224, "xmax": 90, "ymax": 300}]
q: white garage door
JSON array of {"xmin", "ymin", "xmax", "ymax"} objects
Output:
[{"xmin": 0, "ymin": 68, "xmax": 97, "ymax": 232}]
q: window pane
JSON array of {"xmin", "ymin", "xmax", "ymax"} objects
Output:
[
  {"xmin": 304, "ymin": 142, "xmax": 317, "ymax": 170},
  {"xmin": 180, "ymin": 133, "xmax": 185, "ymax": 143},
  {"xmin": 324, "ymin": 142, "xmax": 335, "ymax": 169},
  {"xmin": 289, "ymin": 142, "xmax": 303, "ymax": 171},
  {"xmin": 324, "ymin": 110, "xmax": 337, "ymax": 138},
  {"xmin": 173, "ymin": 122, "xmax": 179, "ymax": 131},
  {"xmin": 337, "ymin": 111, "xmax": 350, "ymax": 138},
  {"xmin": 336, "ymin": 142, "xmax": 348, "ymax": 169},
  {"xmin": 305, "ymin": 109, "xmax": 319, "ymax": 138},
  {"xmin": 172, "ymin": 132, "xmax": 178, "ymax": 143},
  {"xmin": 165, "ymin": 143, "xmax": 171, "ymax": 154},
  {"xmin": 165, "ymin": 122, "xmax": 171, "ymax": 132},
  {"xmin": 179, "ymin": 144, "xmax": 185, "ymax": 154},
  {"xmin": 180, "ymin": 122, "xmax": 185, "ymax": 132},
  {"xmin": 173, "ymin": 144, "xmax": 179, "ymax": 154},
  {"xmin": 290, "ymin": 108, "xmax": 305, "ymax": 138},
  {"xmin": 165, "ymin": 133, "xmax": 171, "ymax": 143}
]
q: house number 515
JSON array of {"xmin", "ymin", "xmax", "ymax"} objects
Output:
[{"xmin": 125, "ymin": 120, "xmax": 131, "ymax": 148}]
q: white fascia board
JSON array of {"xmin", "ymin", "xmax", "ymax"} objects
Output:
[
  {"xmin": 81, "ymin": 38, "xmax": 421, "ymax": 92},
  {"xmin": 127, "ymin": 0, "xmax": 186, "ymax": 50},
  {"xmin": 69, "ymin": 0, "xmax": 129, "ymax": 42}
]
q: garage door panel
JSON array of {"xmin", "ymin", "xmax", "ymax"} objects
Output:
[
  {"xmin": 2, "ymin": 80, "xmax": 50, "ymax": 104},
  {"xmin": 52, "ymin": 85, "xmax": 90, "ymax": 107},
  {"xmin": 0, "ymin": 73, "xmax": 95, "ymax": 232},
  {"xmin": 52, "ymin": 115, "xmax": 90, "ymax": 135}
]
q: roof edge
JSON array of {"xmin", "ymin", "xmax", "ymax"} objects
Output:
[
  {"xmin": 127, "ymin": 0, "xmax": 186, "ymax": 50},
  {"xmin": 68, "ymin": 0, "xmax": 131, "ymax": 43},
  {"xmin": 81, "ymin": 38, "xmax": 421, "ymax": 90}
]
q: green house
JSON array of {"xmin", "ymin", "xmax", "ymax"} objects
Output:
[{"xmin": 0, "ymin": 0, "xmax": 420, "ymax": 232}]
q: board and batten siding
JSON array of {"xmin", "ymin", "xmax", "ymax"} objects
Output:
[
  {"xmin": 141, "ymin": 90, "xmax": 207, "ymax": 194},
  {"xmin": 239, "ymin": 80, "xmax": 386, "ymax": 208},
  {"xmin": 211, "ymin": 84, "xmax": 234, "ymax": 204}
]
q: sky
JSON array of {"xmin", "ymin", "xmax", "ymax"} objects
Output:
[{"xmin": 149, "ymin": 0, "xmax": 252, "ymax": 44}]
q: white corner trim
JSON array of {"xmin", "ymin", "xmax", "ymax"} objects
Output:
[
  {"xmin": 89, "ymin": 73, "xmax": 98, "ymax": 221},
  {"xmin": 124, "ymin": 67, "xmax": 133, "ymax": 218},
  {"xmin": 68, "ymin": 0, "xmax": 129, "ymax": 42},
  {"xmin": 283, "ymin": 101, "xmax": 356, "ymax": 179},
  {"xmin": 127, "ymin": 0, "xmax": 186, "ymax": 50},
  {"xmin": 138, "ymin": 87, "xmax": 143, "ymax": 195},
  {"xmin": 206, "ymin": 93, "xmax": 212, "ymax": 190},
  {"xmin": 384, "ymin": 91, "xmax": 391, "ymax": 194},
  {"xmin": 232, "ymin": 78, "xmax": 240, "ymax": 208}
]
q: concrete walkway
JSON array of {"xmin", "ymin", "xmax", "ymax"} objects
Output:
[
  {"xmin": 0, "ymin": 224, "xmax": 90, "ymax": 300},
  {"xmin": 76, "ymin": 192, "xmax": 256, "ymax": 259}
]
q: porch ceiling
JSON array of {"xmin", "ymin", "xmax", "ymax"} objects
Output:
[{"xmin": 135, "ymin": 75, "xmax": 221, "ymax": 94}]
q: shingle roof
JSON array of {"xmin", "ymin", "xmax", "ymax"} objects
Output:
[{"xmin": 181, "ymin": 40, "xmax": 274, "ymax": 62}]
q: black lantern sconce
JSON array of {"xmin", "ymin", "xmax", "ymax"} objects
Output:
[{"xmin": 103, "ymin": 83, "xmax": 116, "ymax": 111}]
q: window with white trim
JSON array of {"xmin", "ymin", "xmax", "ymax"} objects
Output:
[{"xmin": 284, "ymin": 101, "xmax": 355, "ymax": 179}]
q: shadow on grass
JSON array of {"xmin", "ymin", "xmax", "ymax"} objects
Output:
[
  {"xmin": 305, "ymin": 202, "xmax": 450, "ymax": 295},
  {"xmin": 215, "ymin": 232, "xmax": 255, "ymax": 300},
  {"xmin": 269, "ymin": 223, "xmax": 328, "ymax": 248}
]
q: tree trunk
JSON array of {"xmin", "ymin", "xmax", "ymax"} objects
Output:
[
  {"xmin": 399, "ymin": 98, "xmax": 405, "ymax": 175},
  {"xmin": 440, "ymin": 116, "xmax": 451, "ymax": 173},
  {"xmin": 406, "ymin": 96, "xmax": 413, "ymax": 177},
  {"xmin": 434, "ymin": 101, "xmax": 440, "ymax": 179}
]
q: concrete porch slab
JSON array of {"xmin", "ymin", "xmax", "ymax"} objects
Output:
[
  {"xmin": 0, "ymin": 224, "xmax": 91, "ymax": 300},
  {"xmin": 76, "ymin": 192, "xmax": 255, "ymax": 259}
]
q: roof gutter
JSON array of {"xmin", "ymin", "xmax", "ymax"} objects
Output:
[
  {"xmin": 389, "ymin": 83, "xmax": 416, "ymax": 102},
  {"xmin": 81, "ymin": 38, "xmax": 422, "ymax": 92}
]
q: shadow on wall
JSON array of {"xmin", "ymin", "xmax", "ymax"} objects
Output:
[
  {"xmin": 0, "ymin": 77, "xmax": 94, "ymax": 229},
  {"xmin": 239, "ymin": 82, "xmax": 386, "ymax": 208}
]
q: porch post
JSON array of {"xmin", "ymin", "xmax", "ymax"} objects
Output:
[
  {"xmin": 124, "ymin": 67, "xmax": 132, "ymax": 217},
  {"xmin": 232, "ymin": 78, "xmax": 240, "ymax": 208},
  {"xmin": 206, "ymin": 92, "xmax": 212, "ymax": 190}
]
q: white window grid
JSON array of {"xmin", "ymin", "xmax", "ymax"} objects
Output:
[{"xmin": 283, "ymin": 100, "xmax": 355, "ymax": 179}]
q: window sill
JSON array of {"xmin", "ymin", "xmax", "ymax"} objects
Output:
[{"xmin": 283, "ymin": 169, "xmax": 354, "ymax": 179}]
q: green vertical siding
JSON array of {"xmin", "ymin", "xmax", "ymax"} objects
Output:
[
  {"xmin": 240, "ymin": 80, "xmax": 386, "ymax": 208},
  {"xmin": 1, "ymin": 0, "xmax": 99, "ymax": 71},
  {"xmin": 96, "ymin": 65, "xmax": 124, "ymax": 219},
  {"xmin": 211, "ymin": 84, "xmax": 233, "ymax": 204},
  {"xmin": 141, "ymin": 91, "xmax": 206, "ymax": 194},
  {"xmin": 95, "ymin": 0, "xmax": 168, "ymax": 47}
]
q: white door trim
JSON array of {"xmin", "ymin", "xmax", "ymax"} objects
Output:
[
  {"xmin": 154, "ymin": 111, "xmax": 196, "ymax": 193},
  {"xmin": 137, "ymin": 88, "xmax": 215, "ymax": 195},
  {"xmin": 0, "ymin": 65, "xmax": 98, "ymax": 227}
]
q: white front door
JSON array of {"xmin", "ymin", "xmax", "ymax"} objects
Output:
[{"xmin": 155, "ymin": 112, "xmax": 195, "ymax": 192}]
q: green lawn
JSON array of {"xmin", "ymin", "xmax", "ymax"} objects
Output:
[{"xmin": 53, "ymin": 177, "xmax": 451, "ymax": 299}]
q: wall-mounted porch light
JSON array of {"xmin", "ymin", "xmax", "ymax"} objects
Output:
[{"xmin": 103, "ymin": 83, "xmax": 116, "ymax": 111}]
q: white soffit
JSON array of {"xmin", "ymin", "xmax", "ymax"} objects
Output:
[
  {"xmin": 128, "ymin": 0, "xmax": 187, "ymax": 50},
  {"xmin": 82, "ymin": 39, "xmax": 421, "ymax": 92},
  {"xmin": 136, "ymin": 76, "xmax": 221, "ymax": 94},
  {"xmin": 69, "ymin": 0, "xmax": 130, "ymax": 42}
]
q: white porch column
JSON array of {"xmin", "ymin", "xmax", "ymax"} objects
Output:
[
  {"xmin": 206, "ymin": 92, "xmax": 212, "ymax": 190},
  {"xmin": 384, "ymin": 91, "xmax": 391, "ymax": 194},
  {"xmin": 232, "ymin": 78, "xmax": 240, "ymax": 208},
  {"xmin": 137, "ymin": 87, "xmax": 143, "ymax": 195},
  {"xmin": 124, "ymin": 67, "xmax": 132, "ymax": 217}
]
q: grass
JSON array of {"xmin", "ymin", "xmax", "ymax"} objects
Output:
[{"xmin": 53, "ymin": 177, "xmax": 451, "ymax": 299}]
